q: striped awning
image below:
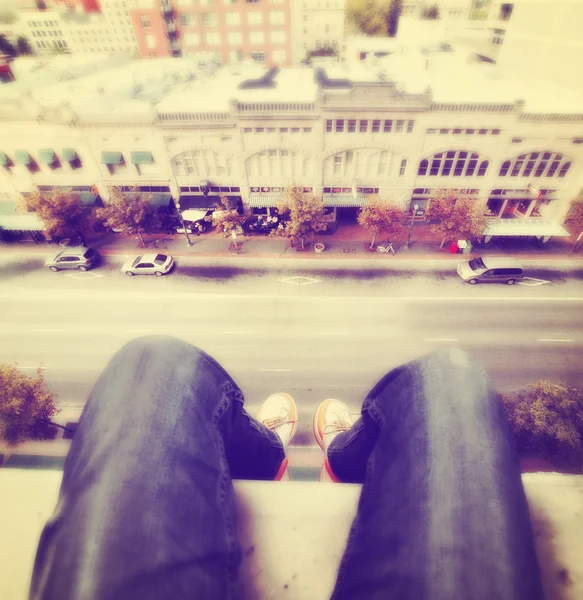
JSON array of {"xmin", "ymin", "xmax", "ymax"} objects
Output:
[
  {"xmin": 101, "ymin": 151, "xmax": 123, "ymax": 165},
  {"xmin": 62, "ymin": 148, "xmax": 77, "ymax": 161},
  {"xmin": 131, "ymin": 151, "xmax": 154, "ymax": 164},
  {"xmin": 14, "ymin": 150, "xmax": 31, "ymax": 165},
  {"xmin": 0, "ymin": 214, "xmax": 45, "ymax": 231},
  {"xmin": 484, "ymin": 218, "xmax": 570, "ymax": 238},
  {"xmin": 323, "ymin": 194, "xmax": 368, "ymax": 208},
  {"xmin": 38, "ymin": 149, "xmax": 56, "ymax": 164},
  {"xmin": 248, "ymin": 193, "xmax": 283, "ymax": 207}
]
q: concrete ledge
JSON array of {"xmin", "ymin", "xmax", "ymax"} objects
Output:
[{"xmin": 1, "ymin": 471, "xmax": 581, "ymax": 600}]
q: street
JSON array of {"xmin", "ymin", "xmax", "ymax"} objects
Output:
[{"xmin": 1, "ymin": 253, "xmax": 583, "ymax": 446}]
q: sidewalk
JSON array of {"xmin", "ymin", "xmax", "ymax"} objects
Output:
[{"xmin": 2, "ymin": 223, "xmax": 582, "ymax": 263}]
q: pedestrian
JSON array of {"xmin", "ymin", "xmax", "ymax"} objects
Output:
[{"xmin": 29, "ymin": 337, "xmax": 544, "ymax": 600}]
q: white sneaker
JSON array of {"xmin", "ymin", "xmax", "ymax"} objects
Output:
[
  {"xmin": 313, "ymin": 398, "xmax": 355, "ymax": 454},
  {"xmin": 256, "ymin": 393, "xmax": 298, "ymax": 448}
]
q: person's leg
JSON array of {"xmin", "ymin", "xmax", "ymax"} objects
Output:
[
  {"xmin": 320, "ymin": 348, "xmax": 544, "ymax": 600},
  {"xmin": 30, "ymin": 336, "xmax": 289, "ymax": 600}
]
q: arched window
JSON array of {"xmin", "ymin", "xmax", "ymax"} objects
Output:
[
  {"xmin": 246, "ymin": 150, "xmax": 311, "ymax": 178},
  {"xmin": 324, "ymin": 149, "xmax": 394, "ymax": 179},
  {"xmin": 172, "ymin": 150, "xmax": 231, "ymax": 178},
  {"xmin": 417, "ymin": 151, "xmax": 488, "ymax": 177},
  {"xmin": 498, "ymin": 152, "xmax": 571, "ymax": 178}
]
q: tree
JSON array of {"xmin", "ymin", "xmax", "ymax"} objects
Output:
[
  {"xmin": 425, "ymin": 190, "xmax": 486, "ymax": 248},
  {"xmin": 386, "ymin": 0, "xmax": 403, "ymax": 37},
  {"xmin": 347, "ymin": 0, "xmax": 391, "ymax": 37},
  {"xmin": 0, "ymin": 364, "xmax": 63, "ymax": 447},
  {"xmin": 272, "ymin": 186, "xmax": 328, "ymax": 250},
  {"xmin": 501, "ymin": 381, "xmax": 583, "ymax": 471},
  {"xmin": 210, "ymin": 196, "xmax": 247, "ymax": 248},
  {"xmin": 96, "ymin": 187, "xmax": 161, "ymax": 247},
  {"xmin": 421, "ymin": 4, "xmax": 440, "ymax": 19},
  {"xmin": 357, "ymin": 195, "xmax": 406, "ymax": 249},
  {"xmin": 19, "ymin": 189, "xmax": 97, "ymax": 245},
  {"xmin": 16, "ymin": 36, "xmax": 33, "ymax": 55},
  {"xmin": 0, "ymin": 34, "xmax": 17, "ymax": 58},
  {"xmin": 566, "ymin": 198, "xmax": 583, "ymax": 254}
]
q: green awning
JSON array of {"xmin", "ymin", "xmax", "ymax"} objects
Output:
[
  {"xmin": 101, "ymin": 151, "xmax": 123, "ymax": 165},
  {"xmin": 151, "ymin": 193, "xmax": 172, "ymax": 207},
  {"xmin": 0, "ymin": 214, "xmax": 45, "ymax": 231},
  {"xmin": 62, "ymin": 148, "xmax": 77, "ymax": 161},
  {"xmin": 79, "ymin": 192, "xmax": 98, "ymax": 206},
  {"xmin": 14, "ymin": 150, "xmax": 31, "ymax": 165},
  {"xmin": 38, "ymin": 149, "xmax": 56, "ymax": 164},
  {"xmin": 0, "ymin": 151, "xmax": 8, "ymax": 166},
  {"xmin": 131, "ymin": 151, "xmax": 153, "ymax": 165}
]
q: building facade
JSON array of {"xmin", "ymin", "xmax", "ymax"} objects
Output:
[
  {"xmin": 127, "ymin": 0, "xmax": 293, "ymax": 65},
  {"xmin": 1, "ymin": 59, "xmax": 582, "ymax": 242}
]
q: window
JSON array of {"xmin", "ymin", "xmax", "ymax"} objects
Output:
[
  {"xmin": 280, "ymin": 127, "xmax": 288, "ymax": 132},
  {"xmin": 145, "ymin": 34, "xmax": 155, "ymax": 49},
  {"xmin": 251, "ymin": 51, "xmax": 264, "ymax": 61},
  {"xmin": 249, "ymin": 31, "xmax": 264, "ymax": 43},
  {"xmin": 407, "ymin": 120, "xmax": 414, "ymax": 133},
  {"xmin": 246, "ymin": 150, "xmax": 311, "ymax": 178},
  {"xmin": 185, "ymin": 33, "xmax": 200, "ymax": 46},
  {"xmin": 255, "ymin": 127, "xmax": 265, "ymax": 133},
  {"xmin": 359, "ymin": 120, "xmax": 368, "ymax": 133},
  {"xmin": 270, "ymin": 30, "xmax": 286, "ymax": 43},
  {"xmin": 395, "ymin": 120, "xmax": 405, "ymax": 133},
  {"xmin": 303, "ymin": 128, "xmax": 312, "ymax": 133},
  {"xmin": 499, "ymin": 152, "xmax": 571, "ymax": 179},
  {"xmin": 492, "ymin": 129, "xmax": 501, "ymax": 135},
  {"xmin": 180, "ymin": 13, "xmax": 194, "ymax": 25},
  {"xmin": 335, "ymin": 120, "xmax": 344, "ymax": 133},
  {"xmin": 372, "ymin": 120, "xmax": 381, "ymax": 133},
  {"xmin": 572, "ymin": 139, "xmax": 583, "ymax": 145},
  {"xmin": 418, "ymin": 151, "xmax": 488, "ymax": 177},
  {"xmin": 400, "ymin": 159, "xmax": 407, "ymax": 176},
  {"xmin": 173, "ymin": 150, "xmax": 230, "ymax": 177},
  {"xmin": 248, "ymin": 12, "xmax": 263, "ymax": 25},
  {"xmin": 228, "ymin": 32, "xmax": 242, "ymax": 44},
  {"xmin": 202, "ymin": 13, "xmax": 217, "ymax": 25},
  {"xmin": 269, "ymin": 11, "xmax": 285, "ymax": 24},
  {"xmin": 326, "ymin": 120, "xmax": 333, "ymax": 133},
  {"xmin": 347, "ymin": 119, "xmax": 356, "ymax": 133},
  {"xmin": 512, "ymin": 138, "xmax": 523, "ymax": 143},
  {"xmin": 272, "ymin": 48, "xmax": 286, "ymax": 63},
  {"xmin": 225, "ymin": 12, "xmax": 240, "ymax": 25},
  {"xmin": 267, "ymin": 127, "xmax": 276, "ymax": 133},
  {"xmin": 140, "ymin": 15, "xmax": 150, "ymax": 27},
  {"xmin": 206, "ymin": 32, "xmax": 220, "ymax": 45},
  {"xmin": 291, "ymin": 127, "xmax": 300, "ymax": 133},
  {"xmin": 478, "ymin": 129, "xmax": 488, "ymax": 135}
]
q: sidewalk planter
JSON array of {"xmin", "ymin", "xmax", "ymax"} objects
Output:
[{"xmin": 314, "ymin": 243, "xmax": 325, "ymax": 253}]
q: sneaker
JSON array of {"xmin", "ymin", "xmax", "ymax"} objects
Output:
[
  {"xmin": 313, "ymin": 398, "xmax": 355, "ymax": 454},
  {"xmin": 256, "ymin": 393, "xmax": 298, "ymax": 448}
]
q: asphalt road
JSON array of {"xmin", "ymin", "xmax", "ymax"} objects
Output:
[{"xmin": 1, "ymin": 254, "xmax": 583, "ymax": 446}]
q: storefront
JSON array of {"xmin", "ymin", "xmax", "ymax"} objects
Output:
[
  {"xmin": 0, "ymin": 214, "xmax": 47, "ymax": 244},
  {"xmin": 482, "ymin": 218, "xmax": 570, "ymax": 244},
  {"xmin": 323, "ymin": 187, "xmax": 375, "ymax": 222},
  {"xmin": 486, "ymin": 188, "xmax": 557, "ymax": 219},
  {"xmin": 179, "ymin": 185, "xmax": 241, "ymax": 212},
  {"xmin": 247, "ymin": 187, "xmax": 313, "ymax": 215}
]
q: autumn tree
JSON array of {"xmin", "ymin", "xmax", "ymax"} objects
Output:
[
  {"xmin": 272, "ymin": 186, "xmax": 328, "ymax": 250},
  {"xmin": 19, "ymin": 189, "xmax": 96, "ymax": 245},
  {"xmin": 96, "ymin": 187, "xmax": 161, "ymax": 247},
  {"xmin": 425, "ymin": 190, "xmax": 486, "ymax": 248},
  {"xmin": 16, "ymin": 36, "xmax": 33, "ymax": 55},
  {"xmin": 566, "ymin": 198, "xmax": 583, "ymax": 254},
  {"xmin": 421, "ymin": 4, "xmax": 439, "ymax": 19},
  {"xmin": 501, "ymin": 381, "xmax": 583, "ymax": 471},
  {"xmin": 347, "ymin": 0, "xmax": 391, "ymax": 36},
  {"xmin": 0, "ymin": 364, "xmax": 65, "ymax": 447},
  {"xmin": 358, "ymin": 195, "xmax": 406, "ymax": 249},
  {"xmin": 210, "ymin": 196, "xmax": 247, "ymax": 247}
]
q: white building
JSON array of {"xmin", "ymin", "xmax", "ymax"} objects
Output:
[
  {"xmin": 1, "ymin": 50, "xmax": 582, "ymax": 243},
  {"xmin": 401, "ymin": 0, "xmax": 476, "ymax": 20},
  {"xmin": 290, "ymin": 0, "xmax": 346, "ymax": 65}
]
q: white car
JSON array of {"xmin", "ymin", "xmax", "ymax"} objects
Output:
[{"xmin": 122, "ymin": 253, "xmax": 175, "ymax": 277}]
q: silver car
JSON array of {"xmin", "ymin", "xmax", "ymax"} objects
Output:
[
  {"xmin": 122, "ymin": 253, "xmax": 175, "ymax": 277},
  {"xmin": 46, "ymin": 247, "xmax": 99, "ymax": 272},
  {"xmin": 457, "ymin": 256, "xmax": 524, "ymax": 285}
]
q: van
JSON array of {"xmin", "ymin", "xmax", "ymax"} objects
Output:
[{"xmin": 457, "ymin": 256, "xmax": 524, "ymax": 285}]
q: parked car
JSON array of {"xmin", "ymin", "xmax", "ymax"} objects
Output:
[
  {"xmin": 457, "ymin": 256, "xmax": 524, "ymax": 285},
  {"xmin": 122, "ymin": 253, "xmax": 175, "ymax": 277},
  {"xmin": 46, "ymin": 247, "xmax": 99, "ymax": 272}
]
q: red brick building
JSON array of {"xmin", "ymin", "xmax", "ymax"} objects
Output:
[{"xmin": 130, "ymin": 0, "xmax": 292, "ymax": 66}]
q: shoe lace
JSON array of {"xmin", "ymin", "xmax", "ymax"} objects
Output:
[
  {"xmin": 262, "ymin": 412, "xmax": 298, "ymax": 432},
  {"xmin": 322, "ymin": 409, "xmax": 355, "ymax": 436}
]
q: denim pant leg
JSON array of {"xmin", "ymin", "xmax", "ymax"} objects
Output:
[
  {"xmin": 30, "ymin": 336, "xmax": 285, "ymax": 600},
  {"xmin": 328, "ymin": 348, "xmax": 544, "ymax": 600}
]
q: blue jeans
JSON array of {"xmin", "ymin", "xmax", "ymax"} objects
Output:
[{"xmin": 30, "ymin": 338, "xmax": 543, "ymax": 600}]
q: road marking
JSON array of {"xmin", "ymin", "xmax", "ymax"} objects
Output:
[
  {"xmin": 424, "ymin": 337, "xmax": 459, "ymax": 342},
  {"xmin": 517, "ymin": 277, "xmax": 551, "ymax": 287},
  {"xmin": 64, "ymin": 271, "xmax": 104, "ymax": 280},
  {"xmin": 278, "ymin": 276, "xmax": 322, "ymax": 287},
  {"xmin": 256, "ymin": 368, "xmax": 292, "ymax": 372},
  {"xmin": 536, "ymin": 338, "xmax": 573, "ymax": 343}
]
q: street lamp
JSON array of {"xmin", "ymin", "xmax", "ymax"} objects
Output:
[
  {"xmin": 405, "ymin": 203, "xmax": 419, "ymax": 250},
  {"xmin": 175, "ymin": 200, "xmax": 194, "ymax": 247}
]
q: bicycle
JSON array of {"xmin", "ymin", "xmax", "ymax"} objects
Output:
[{"xmin": 376, "ymin": 241, "xmax": 396, "ymax": 255}]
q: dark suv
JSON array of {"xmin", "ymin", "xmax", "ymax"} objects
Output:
[{"xmin": 45, "ymin": 247, "xmax": 99, "ymax": 272}]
